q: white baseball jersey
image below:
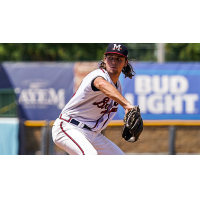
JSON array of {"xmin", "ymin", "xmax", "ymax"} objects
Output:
[{"xmin": 60, "ymin": 68, "xmax": 122, "ymax": 133}]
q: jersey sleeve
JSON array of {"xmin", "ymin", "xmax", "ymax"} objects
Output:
[
  {"xmin": 91, "ymin": 76, "xmax": 105, "ymax": 91},
  {"xmin": 88, "ymin": 69, "xmax": 108, "ymax": 91},
  {"xmin": 92, "ymin": 68, "xmax": 108, "ymax": 81}
]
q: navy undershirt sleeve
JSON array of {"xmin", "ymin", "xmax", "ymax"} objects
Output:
[
  {"xmin": 91, "ymin": 76, "xmax": 104, "ymax": 91},
  {"xmin": 91, "ymin": 76, "xmax": 117, "ymax": 91}
]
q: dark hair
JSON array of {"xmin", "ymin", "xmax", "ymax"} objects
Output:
[{"xmin": 99, "ymin": 55, "xmax": 136, "ymax": 79}]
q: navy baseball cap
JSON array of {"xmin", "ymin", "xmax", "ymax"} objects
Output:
[{"xmin": 104, "ymin": 43, "xmax": 128, "ymax": 58}]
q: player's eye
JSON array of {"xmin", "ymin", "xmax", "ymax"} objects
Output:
[
  {"xmin": 107, "ymin": 56, "xmax": 122, "ymax": 62},
  {"xmin": 108, "ymin": 56, "xmax": 114, "ymax": 60}
]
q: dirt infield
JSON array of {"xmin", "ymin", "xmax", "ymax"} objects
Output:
[
  {"xmin": 104, "ymin": 126, "xmax": 169, "ymax": 154},
  {"xmin": 104, "ymin": 125, "xmax": 200, "ymax": 154},
  {"xmin": 24, "ymin": 125, "xmax": 200, "ymax": 155}
]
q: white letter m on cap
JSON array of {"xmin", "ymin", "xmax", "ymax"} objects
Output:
[{"xmin": 112, "ymin": 44, "xmax": 121, "ymax": 51}]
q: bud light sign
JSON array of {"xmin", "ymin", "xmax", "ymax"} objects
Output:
[{"xmin": 115, "ymin": 62, "xmax": 200, "ymax": 120}]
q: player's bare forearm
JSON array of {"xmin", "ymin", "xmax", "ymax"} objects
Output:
[{"xmin": 94, "ymin": 77, "xmax": 133, "ymax": 112}]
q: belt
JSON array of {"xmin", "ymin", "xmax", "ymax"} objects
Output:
[{"xmin": 59, "ymin": 114, "xmax": 91, "ymax": 131}]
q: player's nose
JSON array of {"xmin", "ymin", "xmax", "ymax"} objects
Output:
[{"xmin": 112, "ymin": 58, "xmax": 117, "ymax": 64}]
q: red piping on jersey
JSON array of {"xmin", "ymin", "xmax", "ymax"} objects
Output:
[
  {"xmin": 100, "ymin": 68, "xmax": 105, "ymax": 73},
  {"xmin": 60, "ymin": 121, "xmax": 85, "ymax": 155},
  {"xmin": 91, "ymin": 113, "xmax": 105, "ymax": 129},
  {"xmin": 91, "ymin": 108, "xmax": 118, "ymax": 130},
  {"xmin": 59, "ymin": 114, "xmax": 71, "ymax": 122},
  {"xmin": 72, "ymin": 92, "xmax": 76, "ymax": 98},
  {"xmin": 102, "ymin": 108, "xmax": 118, "ymax": 127},
  {"xmin": 102, "ymin": 113, "xmax": 110, "ymax": 127}
]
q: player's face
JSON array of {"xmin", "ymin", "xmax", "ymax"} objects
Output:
[{"xmin": 104, "ymin": 54, "xmax": 128, "ymax": 76}]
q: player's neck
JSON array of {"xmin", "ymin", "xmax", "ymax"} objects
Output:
[{"xmin": 108, "ymin": 73, "xmax": 119, "ymax": 85}]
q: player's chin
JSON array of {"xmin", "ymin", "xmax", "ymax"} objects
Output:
[
  {"xmin": 109, "ymin": 67, "xmax": 118, "ymax": 72},
  {"xmin": 109, "ymin": 70, "xmax": 118, "ymax": 75}
]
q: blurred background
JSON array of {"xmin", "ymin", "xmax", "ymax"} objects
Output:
[{"xmin": 0, "ymin": 43, "xmax": 200, "ymax": 155}]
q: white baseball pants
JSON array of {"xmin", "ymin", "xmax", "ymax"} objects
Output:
[{"xmin": 52, "ymin": 118, "xmax": 125, "ymax": 155}]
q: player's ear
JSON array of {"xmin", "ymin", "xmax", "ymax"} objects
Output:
[
  {"xmin": 104, "ymin": 55, "xmax": 107, "ymax": 62},
  {"xmin": 124, "ymin": 59, "xmax": 128, "ymax": 67}
]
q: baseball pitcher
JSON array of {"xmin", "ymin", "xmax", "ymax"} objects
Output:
[{"xmin": 52, "ymin": 43, "xmax": 143, "ymax": 155}]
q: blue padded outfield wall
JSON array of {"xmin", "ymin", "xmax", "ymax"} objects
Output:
[
  {"xmin": 1, "ymin": 62, "xmax": 200, "ymax": 121},
  {"xmin": 0, "ymin": 118, "xmax": 19, "ymax": 155}
]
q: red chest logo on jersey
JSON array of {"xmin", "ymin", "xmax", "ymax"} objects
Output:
[
  {"xmin": 93, "ymin": 97, "xmax": 118, "ymax": 114},
  {"xmin": 91, "ymin": 97, "xmax": 118, "ymax": 129},
  {"xmin": 93, "ymin": 97, "xmax": 110, "ymax": 109}
]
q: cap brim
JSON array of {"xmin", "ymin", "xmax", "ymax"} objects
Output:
[{"xmin": 104, "ymin": 52, "xmax": 127, "ymax": 59}]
